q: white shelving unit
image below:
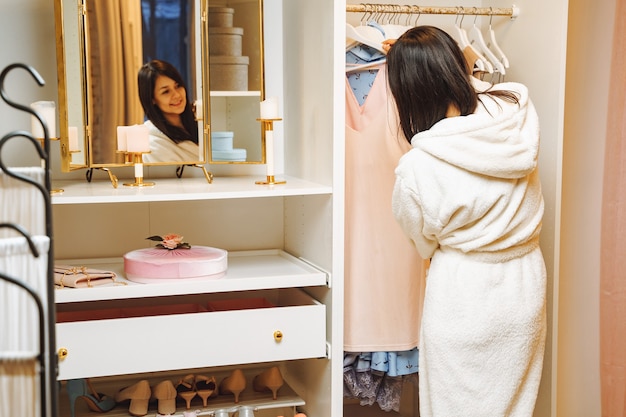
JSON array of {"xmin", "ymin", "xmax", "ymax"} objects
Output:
[
  {"xmin": 52, "ymin": 174, "xmax": 339, "ymax": 416},
  {"xmin": 51, "ymin": 0, "xmax": 344, "ymax": 415}
]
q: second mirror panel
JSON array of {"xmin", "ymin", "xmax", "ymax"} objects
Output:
[{"xmin": 206, "ymin": 1, "xmax": 264, "ymax": 164}]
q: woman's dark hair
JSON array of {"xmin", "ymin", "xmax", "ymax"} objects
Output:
[
  {"xmin": 138, "ymin": 59, "xmax": 198, "ymax": 144},
  {"xmin": 386, "ymin": 25, "xmax": 519, "ymax": 142}
]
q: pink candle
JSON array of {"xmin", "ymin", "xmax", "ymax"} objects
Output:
[
  {"xmin": 68, "ymin": 126, "xmax": 79, "ymax": 151},
  {"xmin": 126, "ymin": 125, "xmax": 150, "ymax": 153},
  {"xmin": 117, "ymin": 126, "xmax": 129, "ymax": 151}
]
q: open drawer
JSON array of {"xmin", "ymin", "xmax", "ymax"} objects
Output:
[{"xmin": 56, "ymin": 288, "xmax": 326, "ymax": 380}]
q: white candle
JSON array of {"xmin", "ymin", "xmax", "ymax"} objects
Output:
[
  {"xmin": 30, "ymin": 101, "xmax": 56, "ymax": 139},
  {"xmin": 260, "ymin": 96, "xmax": 279, "ymax": 119},
  {"xmin": 126, "ymin": 125, "xmax": 150, "ymax": 153},
  {"xmin": 194, "ymin": 99, "xmax": 203, "ymax": 120},
  {"xmin": 68, "ymin": 126, "xmax": 79, "ymax": 151},
  {"xmin": 135, "ymin": 162, "xmax": 144, "ymax": 179},
  {"xmin": 265, "ymin": 129, "xmax": 275, "ymax": 176},
  {"xmin": 116, "ymin": 126, "xmax": 128, "ymax": 151}
]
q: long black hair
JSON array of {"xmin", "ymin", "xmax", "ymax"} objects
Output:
[
  {"xmin": 386, "ymin": 26, "xmax": 519, "ymax": 142},
  {"xmin": 138, "ymin": 59, "xmax": 198, "ymax": 144}
]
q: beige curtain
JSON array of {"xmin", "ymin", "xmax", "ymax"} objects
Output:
[
  {"xmin": 87, "ymin": 0, "xmax": 144, "ymax": 164},
  {"xmin": 600, "ymin": 0, "xmax": 626, "ymax": 415}
]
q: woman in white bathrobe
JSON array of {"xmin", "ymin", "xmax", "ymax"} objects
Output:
[
  {"xmin": 385, "ymin": 26, "xmax": 546, "ymax": 417},
  {"xmin": 138, "ymin": 60, "xmax": 200, "ymax": 163}
]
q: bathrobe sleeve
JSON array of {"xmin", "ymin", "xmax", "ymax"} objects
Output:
[{"xmin": 392, "ymin": 174, "xmax": 438, "ymax": 259}]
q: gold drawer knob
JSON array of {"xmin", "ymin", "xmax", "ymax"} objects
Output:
[
  {"xmin": 58, "ymin": 347, "xmax": 68, "ymax": 361},
  {"xmin": 273, "ymin": 330, "xmax": 283, "ymax": 342}
]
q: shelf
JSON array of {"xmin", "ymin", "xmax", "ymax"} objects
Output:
[
  {"xmin": 51, "ymin": 176, "xmax": 332, "ymax": 205},
  {"xmin": 210, "ymin": 90, "xmax": 262, "ymax": 97},
  {"xmin": 54, "ymin": 249, "xmax": 328, "ymax": 303},
  {"xmin": 59, "ymin": 369, "xmax": 305, "ymax": 417}
]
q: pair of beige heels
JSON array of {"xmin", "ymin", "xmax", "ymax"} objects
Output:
[
  {"xmin": 115, "ymin": 379, "xmax": 175, "ymax": 416},
  {"xmin": 175, "ymin": 374, "xmax": 217, "ymax": 409},
  {"xmin": 219, "ymin": 367, "xmax": 284, "ymax": 403}
]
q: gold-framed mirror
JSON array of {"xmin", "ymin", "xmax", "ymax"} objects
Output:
[{"xmin": 54, "ymin": 0, "xmax": 265, "ymax": 173}]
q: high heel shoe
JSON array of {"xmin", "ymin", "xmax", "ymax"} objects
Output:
[
  {"xmin": 151, "ymin": 380, "xmax": 177, "ymax": 415},
  {"xmin": 175, "ymin": 374, "xmax": 197, "ymax": 409},
  {"xmin": 115, "ymin": 379, "xmax": 151, "ymax": 417},
  {"xmin": 219, "ymin": 369, "xmax": 246, "ymax": 403},
  {"xmin": 66, "ymin": 379, "xmax": 116, "ymax": 417},
  {"xmin": 194, "ymin": 375, "xmax": 217, "ymax": 406},
  {"xmin": 252, "ymin": 366, "xmax": 284, "ymax": 400}
]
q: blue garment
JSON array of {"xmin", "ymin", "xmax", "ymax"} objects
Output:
[
  {"xmin": 344, "ymin": 348, "xmax": 419, "ymax": 377},
  {"xmin": 346, "ymin": 43, "xmax": 385, "ymax": 106}
]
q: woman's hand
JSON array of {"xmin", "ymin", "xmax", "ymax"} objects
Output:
[{"xmin": 382, "ymin": 39, "xmax": 397, "ymax": 54}]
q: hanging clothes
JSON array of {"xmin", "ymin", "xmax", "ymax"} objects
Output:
[
  {"xmin": 344, "ymin": 54, "xmax": 428, "ymax": 411},
  {"xmin": 344, "ymin": 65, "xmax": 426, "ymax": 351}
]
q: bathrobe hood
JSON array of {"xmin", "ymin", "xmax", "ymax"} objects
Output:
[
  {"xmin": 412, "ymin": 81, "xmax": 539, "ymax": 180},
  {"xmin": 393, "ymin": 80, "xmax": 544, "ymax": 259}
]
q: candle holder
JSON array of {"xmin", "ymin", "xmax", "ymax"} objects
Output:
[
  {"xmin": 255, "ymin": 118, "xmax": 286, "ymax": 185},
  {"xmin": 123, "ymin": 152, "xmax": 155, "ymax": 187},
  {"xmin": 36, "ymin": 137, "xmax": 64, "ymax": 194}
]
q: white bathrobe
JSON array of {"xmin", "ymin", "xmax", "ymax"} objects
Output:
[
  {"xmin": 142, "ymin": 120, "xmax": 200, "ymax": 163},
  {"xmin": 392, "ymin": 80, "xmax": 547, "ymax": 417}
]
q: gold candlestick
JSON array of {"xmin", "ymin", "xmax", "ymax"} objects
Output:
[
  {"xmin": 123, "ymin": 152, "xmax": 155, "ymax": 187},
  {"xmin": 256, "ymin": 118, "xmax": 286, "ymax": 185}
]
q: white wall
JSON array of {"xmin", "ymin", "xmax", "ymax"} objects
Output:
[
  {"xmin": 0, "ymin": 0, "xmax": 61, "ymax": 170},
  {"xmin": 557, "ymin": 0, "xmax": 615, "ymax": 414}
]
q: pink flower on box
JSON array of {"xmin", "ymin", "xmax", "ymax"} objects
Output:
[{"xmin": 146, "ymin": 234, "xmax": 191, "ymax": 250}]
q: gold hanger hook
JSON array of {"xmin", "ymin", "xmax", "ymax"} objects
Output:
[
  {"xmin": 489, "ymin": 7, "xmax": 494, "ymax": 26},
  {"xmin": 456, "ymin": 6, "xmax": 466, "ymax": 27},
  {"xmin": 403, "ymin": 5, "xmax": 412, "ymax": 26},
  {"xmin": 413, "ymin": 6, "xmax": 421, "ymax": 26}
]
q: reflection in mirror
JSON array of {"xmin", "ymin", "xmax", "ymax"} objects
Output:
[
  {"xmin": 137, "ymin": 59, "xmax": 200, "ymax": 163},
  {"xmin": 84, "ymin": 0, "xmax": 203, "ymax": 166},
  {"xmin": 206, "ymin": 3, "xmax": 264, "ymax": 164},
  {"xmin": 55, "ymin": 0, "xmax": 204, "ymax": 168},
  {"xmin": 55, "ymin": 0, "xmax": 266, "ymax": 171}
]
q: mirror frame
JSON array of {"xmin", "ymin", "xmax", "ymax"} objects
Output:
[
  {"xmin": 54, "ymin": 0, "xmax": 267, "ymax": 171},
  {"xmin": 54, "ymin": 0, "xmax": 88, "ymax": 171}
]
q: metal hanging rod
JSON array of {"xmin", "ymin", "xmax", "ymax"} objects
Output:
[{"xmin": 346, "ymin": 4, "xmax": 520, "ymax": 19}]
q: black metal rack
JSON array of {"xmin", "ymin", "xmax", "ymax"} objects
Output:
[{"xmin": 0, "ymin": 62, "xmax": 58, "ymax": 417}]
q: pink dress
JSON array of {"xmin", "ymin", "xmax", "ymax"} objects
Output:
[{"xmin": 344, "ymin": 66, "xmax": 427, "ymax": 352}]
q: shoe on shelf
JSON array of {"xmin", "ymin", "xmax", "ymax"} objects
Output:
[
  {"xmin": 252, "ymin": 366, "xmax": 284, "ymax": 400},
  {"xmin": 115, "ymin": 379, "xmax": 151, "ymax": 417},
  {"xmin": 219, "ymin": 369, "xmax": 246, "ymax": 403},
  {"xmin": 194, "ymin": 375, "xmax": 217, "ymax": 407},
  {"xmin": 66, "ymin": 378, "xmax": 116, "ymax": 417},
  {"xmin": 175, "ymin": 374, "xmax": 197, "ymax": 409},
  {"xmin": 151, "ymin": 379, "xmax": 177, "ymax": 415}
]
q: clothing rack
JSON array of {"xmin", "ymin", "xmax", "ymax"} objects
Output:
[
  {"xmin": 346, "ymin": 3, "xmax": 520, "ymax": 18},
  {"xmin": 0, "ymin": 63, "xmax": 58, "ymax": 417}
]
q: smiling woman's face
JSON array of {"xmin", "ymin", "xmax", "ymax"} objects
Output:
[{"xmin": 153, "ymin": 75, "xmax": 187, "ymax": 118}]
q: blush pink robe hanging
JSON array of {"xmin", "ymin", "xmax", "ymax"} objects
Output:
[
  {"xmin": 344, "ymin": 66, "xmax": 427, "ymax": 352},
  {"xmin": 600, "ymin": 0, "xmax": 626, "ymax": 414}
]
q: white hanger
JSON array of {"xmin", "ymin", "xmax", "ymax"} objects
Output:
[
  {"xmin": 487, "ymin": 10, "xmax": 510, "ymax": 69},
  {"xmin": 469, "ymin": 16, "xmax": 505, "ymax": 75},
  {"xmin": 346, "ymin": 22, "xmax": 386, "ymax": 52},
  {"xmin": 454, "ymin": 10, "xmax": 489, "ymax": 73}
]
